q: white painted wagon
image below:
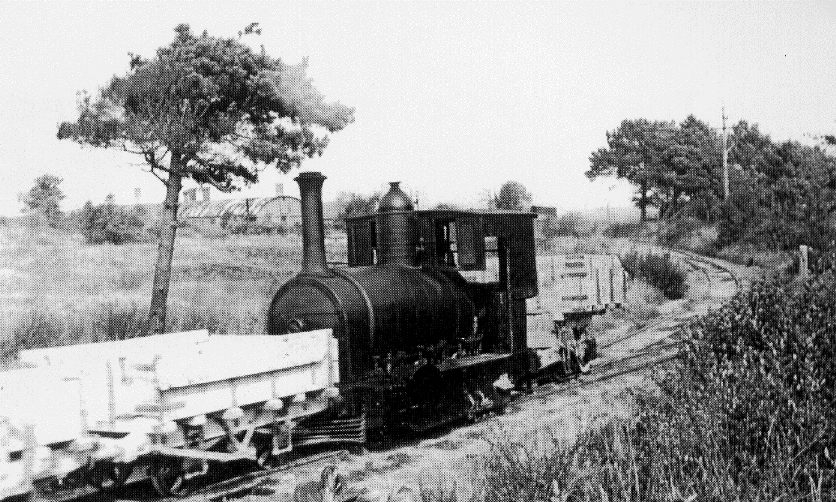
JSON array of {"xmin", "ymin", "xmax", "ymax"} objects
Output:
[
  {"xmin": 3, "ymin": 329, "xmax": 340, "ymax": 498},
  {"xmin": 0, "ymin": 368, "xmax": 86, "ymax": 500},
  {"xmin": 550, "ymin": 254, "xmax": 628, "ymax": 321}
]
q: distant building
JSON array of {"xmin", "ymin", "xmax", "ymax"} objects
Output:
[
  {"xmin": 530, "ymin": 205, "xmax": 557, "ymax": 217},
  {"xmin": 178, "ymin": 185, "xmax": 301, "ymax": 232}
]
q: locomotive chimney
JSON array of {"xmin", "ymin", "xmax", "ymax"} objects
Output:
[{"xmin": 295, "ymin": 172, "xmax": 331, "ymax": 276}]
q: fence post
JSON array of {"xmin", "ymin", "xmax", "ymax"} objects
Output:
[{"xmin": 799, "ymin": 245, "xmax": 809, "ymax": 278}]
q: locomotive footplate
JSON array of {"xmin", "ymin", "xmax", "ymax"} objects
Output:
[{"xmin": 436, "ymin": 352, "xmax": 512, "ymax": 371}]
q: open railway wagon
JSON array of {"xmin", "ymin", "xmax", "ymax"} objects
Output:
[
  {"xmin": 0, "ymin": 328, "xmax": 342, "ymax": 499},
  {"xmin": 530, "ymin": 254, "xmax": 628, "ymax": 381}
]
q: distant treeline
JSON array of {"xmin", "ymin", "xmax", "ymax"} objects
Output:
[{"xmin": 588, "ymin": 116, "xmax": 836, "ymax": 252}]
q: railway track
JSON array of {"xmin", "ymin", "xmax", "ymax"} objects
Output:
[
  {"xmin": 45, "ymin": 450, "xmax": 351, "ymax": 502},
  {"xmin": 49, "ymin": 251, "xmax": 744, "ymax": 502},
  {"xmin": 673, "ymin": 248, "xmax": 743, "ymax": 292},
  {"xmin": 139, "ymin": 450, "xmax": 350, "ymax": 502}
]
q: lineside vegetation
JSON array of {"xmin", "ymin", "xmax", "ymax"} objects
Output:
[{"xmin": 431, "ymin": 256, "xmax": 836, "ymax": 502}]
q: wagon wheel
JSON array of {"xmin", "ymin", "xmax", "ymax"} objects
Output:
[
  {"xmin": 86, "ymin": 461, "xmax": 133, "ymax": 491},
  {"xmin": 149, "ymin": 456, "xmax": 191, "ymax": 497},
  {"xmin": 255, "ymin": 443, "xmax": 288, "ymax": 470}
]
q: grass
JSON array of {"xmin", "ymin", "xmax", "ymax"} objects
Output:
[{"xmin": 0, "ymin": 221, "xmax": 348, "ymax": 365}]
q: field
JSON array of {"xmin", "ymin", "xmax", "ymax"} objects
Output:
[
  {"xmin": 0, "ymin": 220, "xmax": 673, "ymax": 367},
  {"xmin": 0, "ymin": 221, "xmax": 346, "ymax": 361}
]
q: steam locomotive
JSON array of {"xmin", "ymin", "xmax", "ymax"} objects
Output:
[
  {"xmin": 0, "ymin": 172, "xmax": 621, "ymax": 500},
  {"xmin": 270, "ymin": 172, "xmax": 549, "ymax": 437}
]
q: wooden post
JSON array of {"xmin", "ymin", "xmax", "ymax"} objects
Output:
[{"xmin": 799, "ymin": 245, "xmax": 809, "ymax": 278}]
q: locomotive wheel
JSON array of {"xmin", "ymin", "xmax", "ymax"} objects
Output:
[
  {"xmin": 149, "ymin": 456, "xmax": 191, "ymax": 497},
  {"xmin": 86, "ymin": 461, "xmax": 133, "ymax": 491}
]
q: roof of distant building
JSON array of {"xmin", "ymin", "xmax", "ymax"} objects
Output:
[
  {"xmin": 179, "ymin": 196, "xmax": 300, "ymax": 218},
  {"xmin": 530, "ymin": 205, "xmax": 558, "ymax": 216}
]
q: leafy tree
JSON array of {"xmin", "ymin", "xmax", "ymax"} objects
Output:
[
  {"xmin": 717, "ymin": 170, "xmax": 761, "ymax": 247},
  {"xmin": 718, "ymin": 132, "xmax": 836, "ymax": 250},
  {"xmin": 58, "ymin": 24, "xmax": 354, "ymax": 332},
  {"xmin": 20, "ymin": 174, "xmax": 65, "ymax": 226},
  {"xmin": 587, "ymin": 119, "xmax": 677, "ymax": 221},
  {"xmin": 665, "ymin": 115, "xmax": 722, "ymax": 221},
  {"xmin": 334, "ymin": 191, "xmax": 381, "ymax": 219},
  {"xmin": 77, "ymin": 194, "xmax": 145, "ymax": 244},
  {"xmin": 728, "ymin": 121, "xmax": 783, "ymax": 178},
  {"xmin": 495, "ymin": 181, "xmax": 532, "ymax": 210}
]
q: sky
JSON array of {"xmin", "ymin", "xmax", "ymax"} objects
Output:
[{"xmin": 1, "ymin": 1, "xmax": 835, "ymax": 216}]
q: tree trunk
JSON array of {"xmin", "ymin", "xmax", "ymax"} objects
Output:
[
  {"xmin": 639, "ymin": 183, "xmax": 648, "ymax": 222},
  {"xmin": 148, "ymin": 160, "xmax": 183, "ymax": 334}
]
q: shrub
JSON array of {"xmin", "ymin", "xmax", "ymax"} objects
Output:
[
  {"xmin": 226, "ymin": 222, "xmax": 291, "ymax": 235},
  {"xmin": 653, "ymin": 216, "xmax": 702, "ymax": 246},
  {"xmin": 464, "ymin": 268, "xmax": 836, "ymax": 502},
  {"xmin": 469, "ymin": 421, "xmax": 642, "ymax": 502},
  {"xmin": 629, "ymin": 271, "xmax": 836, "ymax": 501},
  {"xmin": 76, "ymin": 195, "xmax": 145, "ymax": 244},
  {"xmin": 602, "ymin": 221, "xmax": 642, "ymax": 238},
  {"xmin": 621, "ymin": 250, "xmax": 687, "ymax": 300}
]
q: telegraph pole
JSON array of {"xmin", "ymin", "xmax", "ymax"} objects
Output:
[{"xmin": 721, "ymin": 107, "xmax": 730, "ymax": 200}]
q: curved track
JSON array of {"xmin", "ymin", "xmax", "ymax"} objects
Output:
[{"xmin": 56, "ymin": 250, "xmax": 745, "ymax": 502}]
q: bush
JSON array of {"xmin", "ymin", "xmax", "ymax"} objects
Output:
[
  {"xmin": 602, "ymin": 221, "xmax": 642, "ymax": 238},
  {"xmin": 76, "ymin": 195, "xmax": 145, "ymax": 244},
  {"xmin": 629, "ymin": 271, "xmax": 836, "ymax": 501},
  {"xmin": 226, "ymin": 221, "xmax": 291, "ymax": 235},
  {"xmin": 655, "ymin": 216, "xmax": 701, "ymax": 246},
  {"xmin": 462, "ymin": 268, "xmax": 836, "ymax": 502},
  {"xmin": 477, "ymin": 422, "xmax": 639, "ymax": 502},
  {"xmin": 621, "ymin": 250, "xmax": 688, "ymax": 300}
]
